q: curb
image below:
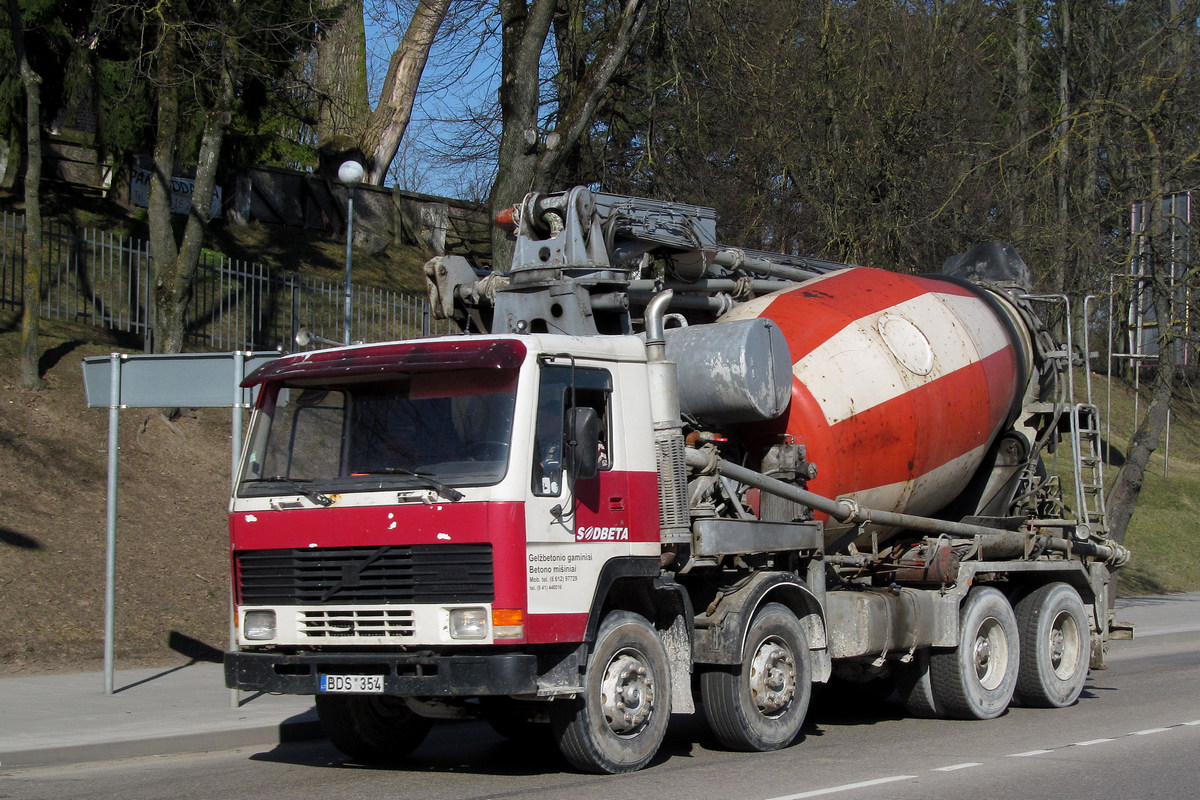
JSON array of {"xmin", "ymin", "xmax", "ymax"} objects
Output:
[{"xmin": 1, "ymin": 714, "xmax": 323, "ymax": 770}]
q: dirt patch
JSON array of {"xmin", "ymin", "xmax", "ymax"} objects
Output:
[{"xmin": 1, "ymin": 321, "xmax": 235, "ymax": 674}]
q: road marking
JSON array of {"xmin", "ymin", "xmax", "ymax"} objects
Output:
[
  {"xmin": 769, "ymin": 775, "xmax": 918, "ymax": 800},
  {"xmin": 767, "ymin": 717, "xmax": 1200, "ymax": 800}
]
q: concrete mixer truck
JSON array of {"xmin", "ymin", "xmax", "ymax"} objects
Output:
[{"xmin": 224, "ymin": 187, "xmax": 1130, "ymax": 774}]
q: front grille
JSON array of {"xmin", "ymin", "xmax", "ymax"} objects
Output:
[
  {"xmin": 237, "ymin": 544, "xmax": 493, "ymax": 605},
  {"xmin": 299, "ymin": 609, "xmax": 415, "ymax": 638}
]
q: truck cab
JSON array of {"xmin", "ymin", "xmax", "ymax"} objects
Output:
[{"xmin": 227, "ymin": 333, "xmax": 676, "ymax": 708}]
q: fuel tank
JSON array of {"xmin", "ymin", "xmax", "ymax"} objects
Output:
[{"xmin": 720, "ymin": 268, "xmax": 1032, "ymax": 534}]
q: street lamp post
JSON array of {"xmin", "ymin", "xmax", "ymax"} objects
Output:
[{"xmin": 338, "ymin": 160, "xmax": 365, "ymax": 344}]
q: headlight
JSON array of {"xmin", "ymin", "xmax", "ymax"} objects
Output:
[
  {"xmin": 243, "ymin": 610, "xmax": 277, "ymax": 640},
  {"xmin": 448, "ymin": 607, "xmax": 488, "ymax": 640}
]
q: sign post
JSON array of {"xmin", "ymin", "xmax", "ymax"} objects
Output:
[{"xmin": 82, "ymin": 351, "xmax": 278, "ymax": 695}]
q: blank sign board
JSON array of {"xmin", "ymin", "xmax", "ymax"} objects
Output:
[{"xmin": 82, "ymin": 352, "xmax": 280, "ymax": 409}]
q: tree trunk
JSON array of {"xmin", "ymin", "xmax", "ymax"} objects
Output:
[
  {"xmin": 488, "ymin": 0, "xmax": 652, "ymax": 269},
  {"xmin": 315, "ymin": 0, "xmax": 371, "ymax": 145},
  {"xmin": 1053, "ymin": 0, "xmax": 1072, "ymax": 295},
  {"xmin": 148, "ymin": 21, "xmax": 183, "ymax": 353},
  {"xmin": 8, "ymin": 0, "xmax": 45, "ymax": 388},
  {"xmin": 314, "ymin": 0, "xmax": 449, "ymax": 185},
  {"xmin": 1011, "ymin": 0, "xmax": 1031, "ymax": 240},
  {"xmin": 1105, "ymin": 132, "xmax": 1174, "ymax": 547},
  {"xmin": 149, "ymin": 22, "xmax": 236, "ymax": 355},
  {"xmin": 1105, "ymin": 284, "xmax": 1176, "ymax": 548},
  {"xmin": 488, "ymin": 0, "xmax": 558, "ymax": 269},
  {"xmin": 360, "ymin": 0, "xmax": 452, "ymax": 184},
  {"xmin": 532, "ymin": 0, "xmax": 650, "ymax": 189}
]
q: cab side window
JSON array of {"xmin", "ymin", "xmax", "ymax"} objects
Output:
[{"xmin": 532, "ymin": 366, "xmax": 612, "ymax": 497}]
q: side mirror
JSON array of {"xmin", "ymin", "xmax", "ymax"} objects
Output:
[{"xmin": 564, "ymin": 407, "xmax": 600, "ymax": 481}]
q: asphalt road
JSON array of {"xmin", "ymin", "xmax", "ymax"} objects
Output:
[{"xmin": 4, "ymin": 601, "xmax": 1198, "ymax": 800}]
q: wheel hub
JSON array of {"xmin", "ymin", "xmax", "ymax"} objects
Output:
[
  {"xmin": 749, "ymin": 637, "xmax": 797, "ymax": 717},
  {"xmin": 972, "ymin": 617, "xmax": 1009, "ymax": 691},
  {"xmin": 1049, "ymin": 609, "xmax": 1081, "ymax": 679},
  {"xmin": 600, "ymin": 651, "xmax": 655, "ymax": 736},
  {"xmin": 1049, "ymin": 628, "xmax": 1065, "ymax": 665},
  {"xmin": 974, "ymin": 637, "xmax": 992, "ymax": 672}
]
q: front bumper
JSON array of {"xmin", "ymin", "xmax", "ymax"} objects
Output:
[{"xmin": 225, "ymin": 649, "xmax": 542, "ymax": 697}]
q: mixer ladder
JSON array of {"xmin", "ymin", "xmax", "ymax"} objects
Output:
[
  {"xmin": 1071, "ymin": 402, "xmax": 1108, "ymax": 536},
  {"xmin": 1019, "ymin": 292, "xmax": 1110, "ymax": 539}
]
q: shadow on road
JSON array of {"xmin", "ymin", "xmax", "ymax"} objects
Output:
[{"xmin": 245, "ymin": 698, "xmax": 908, "ymax": 777}]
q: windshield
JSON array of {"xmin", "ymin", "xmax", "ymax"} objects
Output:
[{"xmin": 238, "ymin": 367, "xmax": 518, "ymax": 497}]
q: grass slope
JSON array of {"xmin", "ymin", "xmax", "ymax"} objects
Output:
[
  {"xmin": 1, "ymin": 320, "xmax": 234, "ymax": 673},
  {"xmin": 1092, "ymin": 372, "xmax": 1200, "ymax": 595}
]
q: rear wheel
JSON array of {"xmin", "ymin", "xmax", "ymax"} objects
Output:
[
  {"xmin": 929, "ymin": 587, "xmax": 1019, "ymax": 720},
  {"xmin": 702, "ymin": 602, "xmax": 812, "ymax": 751},
  {"xmin": 551, "ymin": 611, "xmax": 671, "ymax": 773},
  {"xmin": 1013, "ymin": 582, "xmax": 1089, "ymax": 707},
  {"xmin": 315, "ymin": 694, "xmax": 432, "ymax": 763}
]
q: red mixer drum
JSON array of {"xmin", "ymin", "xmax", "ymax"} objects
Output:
[{"xmin": 723, "ymin": 267, "xmax": 1032, "ymax": 531}]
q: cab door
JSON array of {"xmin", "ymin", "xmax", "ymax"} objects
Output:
[{"xmin": 524, "ymin": 363, "xmax": 631, "ymax": 638}]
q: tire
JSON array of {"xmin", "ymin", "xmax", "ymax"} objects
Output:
[
  {"xmin": 1013, "ymin": 582, "xmax": 1089, "ymax": 708},
  {"xmin": 701, "ymin": 602, "xmax": 812, "ymax": 752},
  {"xmin": 929, "ymin": 587, "xmax": 1019, "ymax": 720},
  {"xmin": 895, "ymin": 649, "xmax": 942, "ymax": 719},
  {"xmin": 551, "ymin": 611, "xmax": 672, "ymax": 773},
  {"xmin": 315, "ymin": 694, "xmax": 432, "ymax": 763}
]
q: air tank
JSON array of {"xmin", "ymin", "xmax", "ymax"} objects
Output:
[{"xmin": 719, "ymin": 267, "xmax": 1034, "ymax": 535}]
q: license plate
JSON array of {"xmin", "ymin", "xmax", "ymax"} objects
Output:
[{"xmin": 319, "ymin": 674, "xmax": 385, "ymax": 693}]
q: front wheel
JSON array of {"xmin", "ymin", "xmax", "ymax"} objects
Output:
[
  {"xmin": 315, "ymin": 694, "xmax": 432, "ymax": 763},
  {"xmin": 551, "ymin": 611, "xmax": 672, "ymax": 774},
  {"xmin": 701, "ymin": 602, "xmax": 812, "ymax": 751},
  {"xmin": 929, "ymin": 587, "xmax": 1019, "ymax": 720},
  {"xmin": 1013, "ymin": 582, "xmax": 1089, "ymax": 707}
]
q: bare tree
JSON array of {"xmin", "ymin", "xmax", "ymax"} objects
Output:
[
  {"xmin": 315, "ymin": 0, "xmax": 453, "ymax": 184},
  {"xmin": 6, "ymin": 0, "xmax": 45, "ymax": 387},
  {"xmin": 1107, "ymin": 245, "xmax": 1179, "ymax": 548},
  {"xmin": 146, "ymin": 11, "xmax": 234, "ymax": 355},
  {"xmin": 105, "ymin": 0, "xmax": 324, "ymax": 353},
  {"xmin": 488, "ymin": 0, "xmax": 653, "ymax": 266},
  {"xmin": 1104, "ymin": 0, "xmax": 1200, "ymax": 546},
  {"xmin": 362, "ymin": 0, "xmax": 452, "ymax": 183}
]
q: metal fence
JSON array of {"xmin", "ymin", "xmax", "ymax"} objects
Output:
[{"xmin": 0, "ymin": 212, "xmax": 452, "ymax": 351}]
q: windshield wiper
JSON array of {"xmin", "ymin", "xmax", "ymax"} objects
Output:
[
  {"xmin": 357, "ymin": 467, "xmax": 465, "ymax": 502},
  {"xmin": 244, "ymin": 477, "xmax": 333, "ymax": 507}
]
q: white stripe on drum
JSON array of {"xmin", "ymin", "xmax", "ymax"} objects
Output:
[
  {"xmin": 837, "ymin": 444, "xmax": 987, "ymax": 517},
  {"xmin": 795, "ymin": 292, "xmax": 1007, "ymax": 426}
]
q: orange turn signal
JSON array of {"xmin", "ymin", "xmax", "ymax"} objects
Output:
[
  {"xmin": 492, "ymin": 608, "xmax": 524, "ymax": 639},
  {"xmin": 492, "ymin": 608, "xmax": 524, "ymax": 627}
]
